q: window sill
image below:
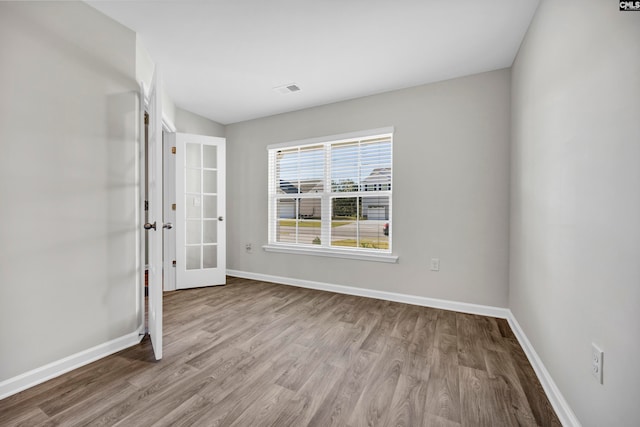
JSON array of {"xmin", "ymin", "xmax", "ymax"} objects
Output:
[{"xmin": 262, "ymin": 244, "xmax": 399, "ymax": 263}]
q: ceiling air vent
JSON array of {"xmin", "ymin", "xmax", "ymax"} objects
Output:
[{"xmin": 274, "ymin": 83, "xmax": 301, "ymax": 94}]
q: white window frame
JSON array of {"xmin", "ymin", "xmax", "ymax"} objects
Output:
[{"xmin": 263, "ymin": 127, "xmax": 398, "ymax": 263}]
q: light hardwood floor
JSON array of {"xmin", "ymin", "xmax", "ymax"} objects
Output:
[{"xmin": 0, "ymin": 277, "xmax": 561, "ymax": 426}]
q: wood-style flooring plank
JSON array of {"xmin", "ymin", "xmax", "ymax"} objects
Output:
[
  {"xmin": 149, "ymin": 394, "xmax": 208, "ymax": 427},
  {"xmin": 306, "ymin": 350, "xmax": 378, "ymax": 427},
  {"xmin": 0, "ymin": 407, "xmax": 49, "ymax": 427},
  {"xmin": 0, "ymin": 276, "xmax": 560, "ymax": 427},
  {"xmin": 227, "ymin": 383, "xmax": 296, "ymax": 427},
  {"xmin": 324, "ymin": 315, "xmax": 379, "ymax": 369},
  {"xmin": 484, "ymin": 348, "xmax": 538, "ymax": 426},
  {"xmin": 422, "ymin": 413, "xmax": 462, "ymax": 427},
  {"xmin": 0, "ymin": 354, "xmax": 131, "ymax": 423},
  {"xmin": 458, "ymin": 366, "xmax": 518, "ymax": 427},
  {"xmin": 111, "ymin": 371, "xmax": 216, "ymax": 427},
  {"xmin": 360, "ymin": 301, "xmax": 402, "ymax": 354},
  {"xmin": 390, "ymin": 304, "xmax": 420, "ymax": 342},
  {"xmin": 83, "ymin": 359, "xmax": 210, "ymax": 426},
  {"xmin": 275, "ymin": 344, "xmax": 326, "ymax": 392},
  {"xmin": 347, "ymin": 342, "xmax": 405, "ymax": 426},
  {"xmin": 435, "ymin": 309, "xmax": 457, "ymax": 337},
  {"xmin": 409, "ymin": 308, "xmax": 438, "ymax": 356},
  {"xmin": 269, "ymin": 361, "xmax": 344, "ymax": 426},
  {"xmin": 456, "ymin": 313, "xmax": 488, "ymax": 371},
  {"xmin": 189, "ymin": 344, "xmax": 304, "ymax": 426},
  {"xmin": 425, "ymin": 333, "xmax": 461, "ymax": 424},
  {"xmin": 504, "ymin": 337, "xmax": 563, "ymax": 427},
  {"xmin": 41, "ymin": 379, "xmax": 139, "ymax": 427},
  {"xmin": 383, "ymin": 373, "xmax": 428, "ymax": 427}
]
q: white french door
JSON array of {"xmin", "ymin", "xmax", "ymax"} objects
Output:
[
  {"xmin": 169, "ymin": 133, "xmax": 226, "ymax": 289},
  {"xmin": 146, "ymin": 69, "xmax": 163, "ymax": 360}
]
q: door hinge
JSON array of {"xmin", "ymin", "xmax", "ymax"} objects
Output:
[
  {"xmin": 171, "ymin": 203, "xmax": 176, "ymax": 211},
  {"xmin": 172, "ymin": 260, "xmax": 176, "ymax": 267},
  {"xmin": 171, "ymin": 147, "xmax": 176, "ymax": 154},
  {"xmin": 144, "ymin": 200, "xmax": 149, "ymax": 211}
]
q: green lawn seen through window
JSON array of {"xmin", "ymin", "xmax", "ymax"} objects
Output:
[
  {"xmin": 332, "ymin": 239, "xmax": 389, "ymax": 250},
  {"xmin": 278, "ymin": 220, "xmax": 352, "ymax": 228}
]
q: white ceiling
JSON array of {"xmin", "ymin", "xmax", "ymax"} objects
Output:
[{"xmin": 88, "ymin": 0, "xmax": 539, "ymax": 125}]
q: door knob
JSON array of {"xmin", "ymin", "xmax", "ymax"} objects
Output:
[
  {"xmin": 218, "ymin": 216, "xmax": 224, "ymax": 221},
  {"xmin": 163, "ymin": 222, "xmax": 173, "ymax": 230},
  {"xmin": 144, "ymin": 221, "xmax": 157, "ymax": 230}
]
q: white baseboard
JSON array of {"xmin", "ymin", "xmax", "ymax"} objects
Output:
[
  {"xmin": 0, "ymin": 331, "xmax": 143, "ymax": 401},
  {"xmin": 506, "ymin": 313, "xmax": 581, "ymax": 427},
  {"xmin": 228, "ymin": 269, "xmax": 580, "ymax": 427},
  {"xmin": 227, "ymin": 269, "xmax": 509, "ymax": 319}
]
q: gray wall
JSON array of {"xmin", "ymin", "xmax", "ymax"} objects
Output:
[
  {"xmin": 226, "ymin": 69, "xmax": 511, "ymax": 307},
  {"xmin": 0, "ymin": 2, "xmax": 139, "ymax": 381},
  {"xmin": 175, "ymin": 106, "xmax": 225, "ymax": 137},
  {"xmin": 510, "ymin": 1, "xmax": 640, "ymax": 425}
]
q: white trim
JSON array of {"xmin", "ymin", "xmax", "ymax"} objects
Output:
[
  {"xmin": 0, "ymin": 331, "xmax": 142, "ymax": 400},
  {"xmin": 139, "ymin": 79, "xmax": 176, "ymax": 132},
  {"xmin": 266, "ymin": 126, "xmax": 394, "ymax": 150},
  {"xmin": 163, "ymin": 132, "xmax": 177, "ymax": 292},
  {"xmin": 262, "ymin": 244, "xmax": 398, "ymax": 263},
  {"xmin": 227, "ymin": 269, "xmax": 581, "ymax": 426},
  {"xmin": 227, "ymin": 269, "xmax": 507, "ymax": 318},
  {"xmin": 506, "ymin": 313, "xmax": 582, "ymax": 427},
  {"xmin": 137, "ymin": 82, "xmax": 146, "ymax": 336},
  {"xmin": 162, "ymin": 114, "xmax": 176, "ymax": 132}
]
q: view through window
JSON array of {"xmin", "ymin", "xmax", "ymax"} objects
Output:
[{"xmin": 268, "ymin": 130, "xmax": 392, "ymax": 253}]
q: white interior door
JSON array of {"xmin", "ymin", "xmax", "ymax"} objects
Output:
[
  {"xmin": 138, "ymin": 83, "xmax": 146, "ymax": 337},
  {"xmin": 146, "ymin": 69, "xmax": 163, "ymax": 360},
  {"xmin": 172, "ymin": 133, "xmax": 226, "ymax": 289}
]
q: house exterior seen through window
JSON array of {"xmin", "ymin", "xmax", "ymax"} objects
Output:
[{"xmin": 267, "ymin": 128, "xmax": 393, "ymax": 255}]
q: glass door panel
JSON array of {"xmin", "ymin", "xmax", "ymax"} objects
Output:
[{"xmin": 183, "ymin": 143, "xmax": 218, "ymax": 270}]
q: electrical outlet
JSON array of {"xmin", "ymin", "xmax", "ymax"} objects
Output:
[
  {"xmin": 591, "ymin": 343, "xmax": 603, "ymax": 384},
  {"xmin": 430, "ymin": 258, "xmax": 440, "ymax": 271},
  {"xmin": 245, "ymin": 243, "xmax": 253, "ymax": 254}
]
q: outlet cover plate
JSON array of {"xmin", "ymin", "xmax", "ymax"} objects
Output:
[{"xmin": 591, "ymin": 343, "xmax": 603, "ymax": 384}]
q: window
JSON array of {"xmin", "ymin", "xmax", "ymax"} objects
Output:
[{"xmin": 266, "ymin": 128, "xmax": 395, "ymax": 261}]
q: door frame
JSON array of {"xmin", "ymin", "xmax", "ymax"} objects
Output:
[{"xmin": 163, "ymin": 128, "xmax": 177, "ymax": 291}]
